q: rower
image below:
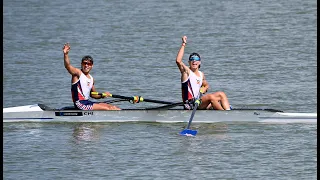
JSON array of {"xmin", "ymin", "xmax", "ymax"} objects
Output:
[
  {"xmin": 63, "ymin": 43, "xmax": 120, "ymax": 110},
  {"xmin": 175, "ymin": 36, "xmax": 231, "ymax": 110}
]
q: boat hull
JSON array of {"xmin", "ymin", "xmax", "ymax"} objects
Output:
[{"xmin": 3, "ymin": 104, "xmax": 317, "ymax": 123}]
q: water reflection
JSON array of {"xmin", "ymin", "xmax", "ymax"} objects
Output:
[
  {"xmin": 176, "ymin": 123, "xmax": 230, "ymax": 151},
  {"xmin": 193, "ymin": 123, "xmax": 229, "ymax": 139},
  {"xmin": 72, "ymin": 123, "xmax": 103, "ymax": 143}
]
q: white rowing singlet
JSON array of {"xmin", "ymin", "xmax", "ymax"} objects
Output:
[
  {"xmin": 181, "ymin": 70, "xmax": 203, "ymax": 102},
  {"xmin": 71, "ymin": 73, "xmax": 94, "ymax": 102}
]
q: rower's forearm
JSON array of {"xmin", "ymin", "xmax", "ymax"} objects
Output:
[
  {"xmin": 176, "ymin": 43, "xmax": 186, "ymax": 64},
  {"xmin": 64, "ymin": 54, "xmax": 71, "ymax": 68},
  {"xmin": 91, "ymin": 93, "xmax": 105, "ymax": 99},
  {"xmin": 91, "ymin": 95, "xmax": 101, "ymax": 99}
]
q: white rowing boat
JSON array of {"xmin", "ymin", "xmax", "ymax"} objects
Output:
[{"xmin": 3, "ymin": 104, "xmax": 317, "ymax": 123}]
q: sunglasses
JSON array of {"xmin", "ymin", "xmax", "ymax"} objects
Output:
[
  {"xmin": 82, "ymin": 61, "xmax": 93, "ymax": 66},
  {"xmin": 189, "ymin": 55, "xmax": 200, "ymax": 61}
]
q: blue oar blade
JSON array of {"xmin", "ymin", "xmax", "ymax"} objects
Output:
[{"xmin": 179, "ymin": 129, "xmax": 198, "ymax": 136}]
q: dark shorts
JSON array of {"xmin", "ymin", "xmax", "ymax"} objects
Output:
[
  {"xmin": 183, "ymin": 98, "xmax": 198, "ymax": 110},
  {"xmin": 74, "ymin": 100, "xmax": 97, "ymax": 110},
  {"xmin": 184, "ymin": 103, "xmax": 194, "ymax": 110}
]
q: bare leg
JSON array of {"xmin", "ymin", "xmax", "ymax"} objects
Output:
[
  {"xmin": 199, "ymin": 92, "xmax": 230, "ymax": 110},
  {"xmin": 199, "ymin": 94, "xmax": 224, "ymax": 110},
  {"xmin": 215, "ymin": 91, "xmax": 230, "ymax": 110},
  {"xmin": 92, "ymin": 103, "xmax": 121, "ymax": 110}
]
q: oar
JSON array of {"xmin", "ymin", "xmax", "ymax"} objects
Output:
[
  {"xmin": 179, "ymin": 93, "xmax": 202, "ymax": 137},
  {"xmin": 91, "ymin": 92, "xmax": 175, "ymax": 105},
  {"xmin": 145, "ymin": 102, "xmax": 184, "ymax": 110},
  {"xmin": 102, "ymin": 99, "xmax": 128, "ymax": 104}
]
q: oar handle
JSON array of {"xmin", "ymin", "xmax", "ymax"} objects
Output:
[
  {"xmin": 91, "ymin": 92, "xmax": 109, "ymax": 97},
  {"xmin": 91, "ymin": 92, "xmax": 143, "ymax": 103}
]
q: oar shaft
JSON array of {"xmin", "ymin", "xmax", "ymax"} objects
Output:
[
  {"xmin": 145, "ymin": 102, "xmax": 184, "ymax": 110},
  {"xmin": 141, "ymin": 98, "xmax": 174, "ymax": 104},
  {"xmin": 112, "ymin": 94, "xmax": 174, "ymax": 104},
  {"xmin": 110, "ymin": 94, "xmax": 136, "ymax": 100},
  {"xmin": 91, "ymin": 92, "xmax": 175, "ymax": 104},
  {"xmin": 186, "ymin": 99, "xmax": 200, "ymax": 129}
]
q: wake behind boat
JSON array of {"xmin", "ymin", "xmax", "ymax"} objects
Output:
[{"xmin": 3, "ymin": 104, "xmax": 317, "ymax": 123}]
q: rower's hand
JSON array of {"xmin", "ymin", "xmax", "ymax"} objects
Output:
[
  {"xmin": 102, "ymin": 92, "xmax": 111, "ymax": 98},
  {"xmin": 63, "ymin": 43, "xmax": 70, "ymax": 54},
  {"xmin": 182, "ymin": 36, "xmax": 187, "ymax": 44},
  {"xmin": 200, "ymin": 86, "xmax": 206, "ymax": 94}
]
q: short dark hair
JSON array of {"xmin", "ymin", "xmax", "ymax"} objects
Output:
[{"xmin": 81, "ymin": 55, "xmax": 93, "ymax": 64}]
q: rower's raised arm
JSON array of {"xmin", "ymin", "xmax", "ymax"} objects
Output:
[
  {"xmin": 63, "ymin": 43, "xmax": 81, "ymax": 76},
  {"xmin": 176, "ymin": 36, "xmax": 189, "ymax": 74}
]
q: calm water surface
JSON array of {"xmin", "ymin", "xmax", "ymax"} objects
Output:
[
  {"xmin": 3, "ymin": 122, "xmax": 317, "ymax": 180},
  {"xmin": 3, "ymin": 0, "xmax": 317, "ymax": 179}
]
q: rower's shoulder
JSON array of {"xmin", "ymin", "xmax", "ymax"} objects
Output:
[{"xmin": 191, "ymin": 70, "xmax": 204, "ymax": 77}]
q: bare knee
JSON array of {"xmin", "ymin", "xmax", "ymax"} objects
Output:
[
  {"xmin": 209, "ymin": 93, "xmax": 222, "ymax": 100},
  {"xmin": 216, "ymin": 91, "xmax": 227, "ymax": 98}
]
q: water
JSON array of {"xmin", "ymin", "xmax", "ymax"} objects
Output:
[
  {"xmin": 3, "ymin": 0, "xmax": 317, "ymax": 179},
  {"xmin": 3, "ymin": 122, "xmax": 317, "ymax": 179}
]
